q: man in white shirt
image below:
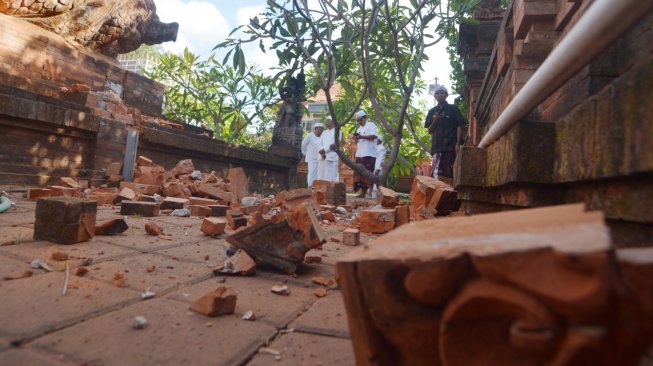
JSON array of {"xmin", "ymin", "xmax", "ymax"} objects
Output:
[
  {"xmin": 353, "ymin": 110, "xmax": 378, "ymax": 197},
  {"xmin": 301, "ymin": 122, "xmax": 324, "ymax": 187},
  {"xmin": 318, "ymin": 117, "xmax": 341, "ymax": 182}
]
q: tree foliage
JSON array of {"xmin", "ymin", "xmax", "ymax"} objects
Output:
[
  {"xmin": 145, "ymin": 48, "xmax": 279, "ymax": 146},
  {"xmin": 219, "ymin": 0, "xmax": 480, "ymax": 184}
]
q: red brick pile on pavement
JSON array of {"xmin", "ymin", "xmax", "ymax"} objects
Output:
[{"xmin": 351, "ymin": 175, "xmax": 461, "ymax": 236}]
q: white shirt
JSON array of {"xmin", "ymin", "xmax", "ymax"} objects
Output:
[
  {"xmin": 375, "ymin": 143, "xmax": 387, "ymax": 171},
  {"xmin": 301, "ymin": 132, "xmax": 322, "ymax": 163},
  {"xmin": 320, "ymin": 128, "xmax": 341, "ymax": 162},
  {"xmin": 355, "ymin": 121, "xmax": 378, "ymax": 158}
]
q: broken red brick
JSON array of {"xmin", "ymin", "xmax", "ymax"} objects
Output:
[
  {"xmin": 120, "ymin": 201, "xmax": 159, "ymax": 217},
  {"xmin": 144, "ymin": 222, "xmax": 164, "ymax": 236},
  {"xmin": 75, "ymin": 267, "xmax": 89, "ymax": 276},
  {"xmin": 34, "ymin": 197, "xmax": 96, "ymax": 244},
  {"xmin": 342, "ymin": 228, "xmax": 360, "ymax": 246},
  {"xmin": 313, "ymin": 287, "xmax": 328, "ymax": 298},
  {"xmin": 318, "ymin": 211, "xmax": 336, "ymax": 222},
  {"xmin": 190, "ymin": 205, "xmax": 212, "ymax": 217},
  {"xmin": 160, "ymin": 197, "xmax": 188, "ymax": 210},
  {"xmin": 174, "ymin": 159, "xmax": 195, "ymax": 176},
  {"xmin": 395, "ymin": 205, "xmax": 411, "ymax": 227},
  {"xmin": 27, "ymin": 188, "xmax": 51, "ymax": 201},
  {"xmin": 377, "ymin": 186, "xmax": 399, "ymax": 208},
  {"xmin": 214, "ymin": 249, "xmax": 256, "ymax": 275},
  {"xmin": 228, "ymin": 167, "xmax": 250, "ymax": 203},
  {"xmin": 4, "ymin": 270, "xmax": 34, "ymax": 281},
  {"xmin": 285, "ymin": 202, "xmax": 326, "ymax": 249},
  {"xmin": 207, "ymin": 205, "xmax": 229, "ymax": 217},
  {"xmin": 119, "ymin": 182, "xmax": 160, "ymax": 196},
  {"xmin": 95, "ymin": 219, "xmax": 129, "ymax": 235},
  {"xmin": 305, "ymin": 256, "xmax": 322, "ymax": 264},
  {"xmin": 58, "ymin": 177, "xmax": 81, "ymax": 189},
  {"xmin": 227, "ymin": 215, "xmax": 248, "ymax": 230},
  {"xmin": 47, "ymin": 185, "xmax": 82, "ymax": 197},
  {"xmin": 189, "ymin": 197, "xmax": 219, "ymax": 206},
  {"xmin": 114, "ymin": 187, "xmax": 141, "ymax": 204},
  {"xmin": 197, "ymin": 183, "xmax": 235, "ymax": 203},
  {"xmin": 136, "ymin": 155, "xmax": 153, "ymax": 167},
  {"xmin": 359, "ymin": 209, "xmax": 396, "ymax": 234},
  {"xmin": 190, "ymin": 287, "xmax": 237, "ymax": 317},
  {"xmin": 201, "ymin": 217, "xmax": 227, "ymax": 236}
]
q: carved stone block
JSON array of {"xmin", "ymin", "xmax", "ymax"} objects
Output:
[{"xmin": 337, "ymin": 204, "xmax": 653, "ymax": 365}]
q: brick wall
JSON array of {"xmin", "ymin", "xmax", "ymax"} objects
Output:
[
  {"xmin": 456, "ymin": 0, "xmax": 653, "ymax": 247},
  {"xmin": 0, "ymin": 15, "xmax": 297, "ymax": 194}
]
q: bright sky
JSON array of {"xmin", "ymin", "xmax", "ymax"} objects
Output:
[{"xmin": 153, "ymin": 0, "xmax": 452, "ymax": 107}]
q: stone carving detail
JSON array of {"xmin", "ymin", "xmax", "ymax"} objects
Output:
[
  {"xmin": 0, "ymin": 0, "xmax": 178, "ymax": 56},
  {"xmin": 269, "ymin": 70, "xmax": 306, "ymax": 159},
  {"xmin": 337, "ymin": 204, "xmax": 653, "ymax": 366}
]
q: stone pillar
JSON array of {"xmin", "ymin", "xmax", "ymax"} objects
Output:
[{"xmin": 269, "ymin": 71, "xmax": 306, "ymax": 160}]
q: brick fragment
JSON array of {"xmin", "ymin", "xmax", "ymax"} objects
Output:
[
  {"xmin": 285, "ymin": 202, "xmax": 326, "ymax": 249},
  {"xmin": 343, "ymin": 228, "xmax": 360, "ymax": 246},
  {"xmin": 189, "ymin": 197, "xmax": 219, "ymax": 206},
  {"xmin": 197, "ymin": 183, "xmax": 234, "ymax": 203},
  {"xmin": 190, "ymin": 286, "xmax": 237, "ymax": 317},
  {"xmin": 174, "ymin": 159, "xmax": 195, "ymax": 176},
  {"xmin": 207, "ymin": 204, "xmax": 229, "ymax": 217},
  {"xmin": 160, "ymin": 197, "xmax": 188, "ymax": 210},
  {"xmin": 114, "ymin": 187, "xmax": 140, "ymax": 204},
  {"xmin": 87, "ymin": 187, "xmax": 119, "ymax": 205},
  {"xmin": 377, "ymin": 186, "xmax": 399, "ymax": 208},
  {"xmin": 226, "ymin": 221, "xmax": 306, "ymax": 273},
  {"xmin": 138, "ymin": 194, "xmax": 157, "ymax": 203},
  {"xmin": 47, "ymin": 185, "xmax": 82, "ymax": 197},
  {"xmin": 34, "ymin": 197, "xmax": 97, "ymax": 244},
  {"xmin": 359, "ymin": 209, "xmax": 396, "ymax": 234},
  {"xmin": 58, "ymin": 177, "xmax": 81, "ymax": 189},
  {"xmin": 190, "ymin": 205, "xmax": 212, "ymax": 217},
  {"xmin": 144, "ymin": 222, "xmax": 164, "ymax": 236},
  {"xmin": 120, "ymin": 201, "xmax": 159, "ymax": 217},
  {"xmin": 27, "ymin": 188, "xmax": 51, "ymax": 201},
  {"xmin": 314, "ymin": 288, "xmax": 328, "ymax": 298},
  {"xmin": 214, "ymin": 249, "xmax": 256, "ymax": 275},
  {"xmin": 95, "ymin": 219, "xmax": 129, "ymax": 235},
  {"xmin": 120, "ymin": 181, "xmax": 159, "ymax": 196},
  {"xmin": 201, "ymin": 217, "xmax": 227, "ymax": 236},
  {"xmin": 136, "ymin": 155, "xmax": 153, "ymax": 167},
  {"xmin": 228, "ymin": 215, "xmax": 248, "ymax": 230},
  {"xmin": 228, "ymin": 167, "xmax": 250, "ymax": 203},
  {"xmin": 395, "ymin": 205, "xmax": 411, "ymax": 227}
]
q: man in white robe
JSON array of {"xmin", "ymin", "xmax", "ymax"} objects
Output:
[
  {"xmin": 370, "ymin": 135, "xmax": 387, "ymax": 198},
  {"xmin": 301, "ymin": 123, "xmax": 324, "ymax": 187},
  {"xmin": 318, "ymin": 117, "xmax": 341, "ymax": 182}
]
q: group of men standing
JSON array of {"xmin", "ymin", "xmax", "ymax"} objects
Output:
[
  {"xmin": 301, "ymin": 117, "xmax": 341, "ymax": 187},
  {"xmin": 301, "ymin": 84, "xmax": 466, "ymax": 194}
]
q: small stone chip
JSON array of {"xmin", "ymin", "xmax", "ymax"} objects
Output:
[
  {"xmin": 132, "ymin": 316, "xmax": 148, "ymax": 330},
  {"xmin": 271, "ymin": 284, "xmax": 290, "ymax": 296},
  {"xmin": 242, "ymin": 310, "xmax": 256, "ymax": 321},
  {"xmin": 313, "ymin": 287, "xmax": 328, "ymax": 298}
]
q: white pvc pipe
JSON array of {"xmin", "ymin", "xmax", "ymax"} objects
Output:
[{"xmin": 479, "ymin": 0, "xmax": 653, "ymax": 148}]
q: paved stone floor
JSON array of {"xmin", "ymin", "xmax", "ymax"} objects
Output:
[{"xmin": 0, "ymin": 189, "xmax": 369, "ymax": 366}]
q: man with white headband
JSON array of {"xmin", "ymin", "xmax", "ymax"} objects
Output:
[
  {"xmin": 301, "ymin": 122, "xmax": 325, "ymax": 187},
  {"xmin": 353, "ymin": 110, "xmax": 378, "ymax": 198},
  {"xmin": 318, "ymin": 117, "xmax": 341, "ymax": 182},
  {"xmin": 424, "ymin": 85, "xmax": 467, "ymax": 181}
]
